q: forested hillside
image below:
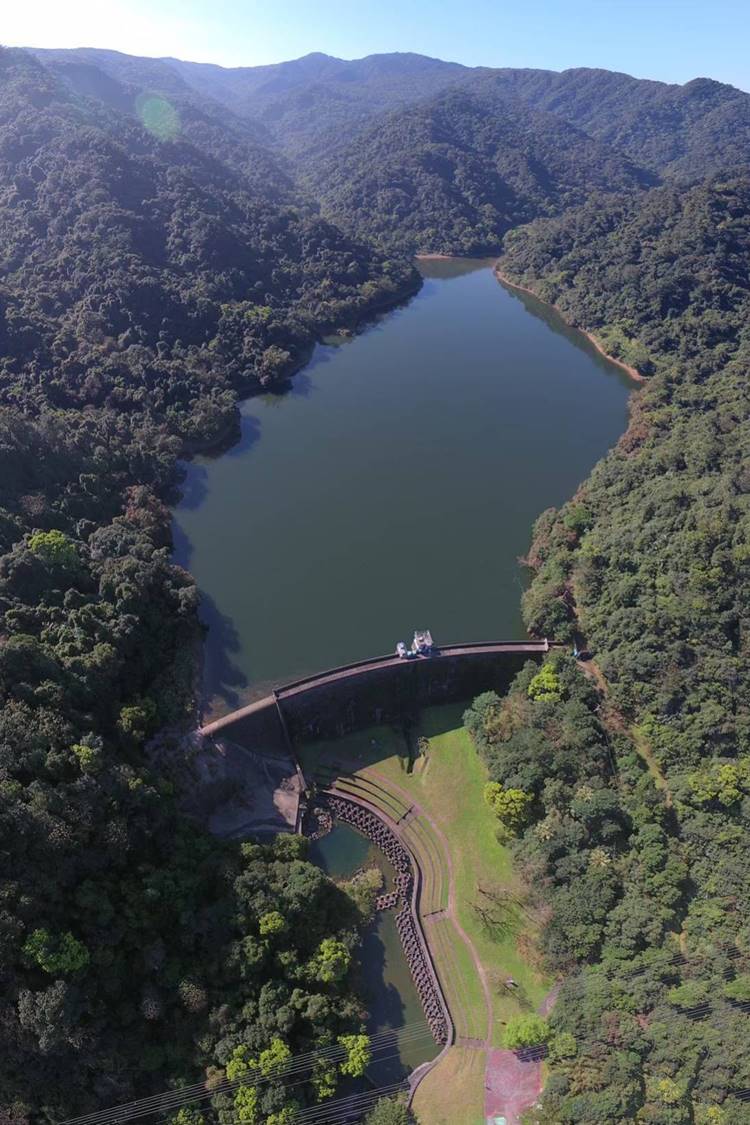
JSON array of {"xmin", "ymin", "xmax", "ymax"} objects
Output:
[
  {"xmin": 303, "ymin": 87, "xmax": 652, "ymax": 254},
  {"xmin": 33, "ymin": 47, "xmax": 472, "ymax": 164},
  {"xmin": 470, "ymin": 68, "xmax": 750, "ymax": 180},
  {"xmin": 478, "ymin": 178, "xmax": 750, "ymax": 1121},
  {"xmin": 0, "ymin": 45, "xmax": 414, "ymax": 1120},
  {"xmin": 35, "ymin": 48, "xmax": 750, "ymax": 184},
  {"xmin": 31, "ymin": 47, "xmax": 750, "ymax": 257},
  {"xmin": 6, "ymin": 36, "xmax": 750, "ymax": 1125},
  {"xmin": 1, "ymin": 49, "xmax": 415, "ymax": 442}
]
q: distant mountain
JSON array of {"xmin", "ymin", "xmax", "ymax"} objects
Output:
[
  {"xmin": 30, "ymin": 47, "xmax": 666, "ymax": 255},
  {"xmin": 165, "ymin": 50, "xmax": 469, "ymax": 120},
  {"xmin": 33, "ymin": 48, "xmax": 473, "ymax": 162},
  {"xmin": 302, "ymin": 87, "xmax": 655, "ymax": 254},
  {"xmin": 28, "ymin": 46, "xmax": 277, "ymax": 152},
  {"xmin": 32, "ymin": 48, "xmax": 750, "ymax": 184},
  {"xmin": 470, "ymin": 67, "xmax": 750, "ymax": 180}
]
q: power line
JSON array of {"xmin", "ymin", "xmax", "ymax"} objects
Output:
[
  {"xmin": 64, "ymin": 1020, "xmax": 424, "ymax": 1122},
  {"xmin": 156, "ymin": 1070, "xmax": 411, "ymax": 1125},
  {"xmin": 289, "ymin": 1083, "xmax": 408, "ymax": 1125},
  {"xmin": 267, "ymin": 1082, "xmax": 408, "ymax": 1125},
  {"xmin": 87, "ymin": 1026, "xmax": 428, "ymax": 1125},
  {"xmin": 59, "ymin": 1022, "xmax": 430, "ymax": 1125},
  {"xmin": 597, "ymin": 941, "xmax": 743, "ymax": 986},
  {"xmin": 152, "ymin": 1079, "xmax": 410, "ymax": 1125}
]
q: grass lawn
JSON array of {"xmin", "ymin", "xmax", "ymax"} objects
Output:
[
  {"xmin": 419, "ymin": 708, "xmax": 550, "ymax": 1042},
  {"xmin": 411, "ymin": 1046, "xmax": 487, "ymax": 1125},
  {"xmin": 300, "ymin": 702, "xmax": 551, "ymax": 1049}
]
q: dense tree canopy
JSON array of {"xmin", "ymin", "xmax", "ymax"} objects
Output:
[
  {"xmin": 303, "ymin": 88, "xmax": 653, "ymax": 255},
  {"xmin": 0, "ymin": 48, "xmax": 416, "ymax": 443},
  {"xmin": 0, "ymin": 45, "xmax": 413, "ymax": 1123},
  {"xmin": 35, "ymin": 48, "xmax": 750, "ymax": 183},
  {"xmin": 4, "ymin": 37, "xmax": 750, "ymax": 1125},
  {"xmin": 468, "ymin": 68, "xmax": 750, "ymax": 181},
  {"xmin": 481, "ymin": 176, "xmax": 750, "ymax": 1122}
]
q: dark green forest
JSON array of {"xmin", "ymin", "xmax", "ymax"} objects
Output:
[
  {"xmin": 0, "ymin": 45, "xmax": 414, "ymax": 1124},
  {"xmin": 302, "ymin": 88, "xmax": 653, "ymax": 255},
  {"xmin": 478, "ymin": 178, "xmax": 750, "ymax": 1121},
  {"xmin": 3, "ymin": 36, "xmax": 750, "ymax": 1125}
]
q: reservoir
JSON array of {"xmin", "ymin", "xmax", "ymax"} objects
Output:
[{"xmin": 173, "ymin": 259, "xmax": 634, "ymax": 717}]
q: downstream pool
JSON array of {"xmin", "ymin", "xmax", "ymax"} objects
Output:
[
  {"xmin": 173, "ymin": 258, "xmax": 633, "ymax": 717},
  {"xmin": 309, "ymin": 822, "xmax": 434, "ymax": 1080}
]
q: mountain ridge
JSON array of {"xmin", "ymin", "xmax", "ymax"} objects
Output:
[{"xmin": 31, "ymin": 46, "xmax": 750, "ymax": 180}]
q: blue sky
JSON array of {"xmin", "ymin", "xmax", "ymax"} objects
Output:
[{"xmin": 5, "ymin": 0, "xmax": 749, "ymax": 91}]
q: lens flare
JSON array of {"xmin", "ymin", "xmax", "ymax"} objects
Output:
[{"xmin": 135, "ymin": 94, "xmax": 180, "ymax": 141}]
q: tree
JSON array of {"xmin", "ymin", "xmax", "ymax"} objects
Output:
[
  {"xmin": 502, "ymin": 1014, "xmax": 551, "ymax": 1051},
  {"xmin": 312, "ymin": 939, "xmax": 351, "ymax": 984},
  {"xmin": 71, "ymin": 740, "xmax": 103, "ymax": 774},
  {"xmin": 233, "ymin": 1086, "xmax": 258, "ymax": 1125},
  {"xmin": 22, "ymin": 929, "xmax": 89, "ymax": 974},
  {"xmin": 117, "ymin": 698, "xmax": 157, "ymax": 743},
  {"xmin": 311, "ymin": 1059, "xmax": 337, "ymax": 1101},
  {"xmin": 363, "ymin": 1096, "xmax": 413, "ymax": 1124},
  {"xmin": 527, "ymin": 664, "xmax": 563, "ymax": 704},
  {"xmin": 338, "ymin": 1034, "xmax": 371, "ymax": 1077},
  {"xmin": 170, "ymin": 1108, "xmax": 204, "ymax": 1125},
  {"xmin": 548, "ymin": 1031, "xmax": 577, "ymax": 1063},
  {"xmin": 266, "ymin": 1110, "xmax": 296, "ymax": 1125},
  {"xmin": 483, "ymin": 782, "xmax": 532, "ymax": 834},
  {"xmin": 259, "ymin": 911, "xmax": 286, "ymax": 937},
  {"xmin": 258, "ymin": 1038, "xmax": 291, "ymax": 1077},
  {"xmin": 227, "ymin": 1045, "xmax": 256, "ymax": 1082},
  {"xmin": 724, "ymin": 975, "xmax": 750, "ymax": 1004},
  {"xmin": 28, "ymin": 530, "xmax": 78, "ymax": 572}
]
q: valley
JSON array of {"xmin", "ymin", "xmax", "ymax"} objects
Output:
[{"xmin": 0, "ymin": 33, "xmax": 749, "ymax": 1125}]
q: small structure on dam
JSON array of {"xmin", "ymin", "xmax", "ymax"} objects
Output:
[
  {"xmin": 396, "ymin": 629, "xmax": 436, "ymax": 659},
  {"xmin": 193, "ymin": 638, "xmax": 552, "ymax": 1056}
]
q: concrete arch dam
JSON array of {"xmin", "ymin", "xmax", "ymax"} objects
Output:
[{"xmin": 200, "ymin": 640, "xmax": 550, "ymax": 751}]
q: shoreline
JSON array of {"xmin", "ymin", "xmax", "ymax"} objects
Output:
[
  {"xmin": 179, "ymin": 272, "xmax": 421, "ymax": 466},
  {"xmin": 493, "ymin": 266, "xmax": 647, "ymax": 384}
]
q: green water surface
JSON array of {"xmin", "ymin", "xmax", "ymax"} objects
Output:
[{"xmin": 310, "ymin": 822, "xmax": 433, "ymax": 1079}]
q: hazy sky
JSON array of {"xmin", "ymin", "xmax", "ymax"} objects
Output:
[{"xmin": 5, "ymin": 0, "xmax": 749, "ymax": 90}]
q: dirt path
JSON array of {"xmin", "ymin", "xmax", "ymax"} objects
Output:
[
  {"xmin": 538, "ymin": 980, "xmax": 562, "ymax": 1017},
  {"xmin": 579, "ymin": 658, "xmax": 672, "ymax": 805},
  {"xmin": 367, "ymin": 769, "xmax": 494, "ymax": 1045},
  {"xmin": 336, "ymin": 758, "xmax": 553, "ymax": 1122},
  {"xmin": 484, "ymin": 979, "xmax": 562, "ymax": 1124},
  {"xmin": 366, "ymin": 768, "xmax": 552, "ymax": 1123},
  {"xmin": 485, "ymin": 1049, "xmax": 542, "ymax": 1125}
]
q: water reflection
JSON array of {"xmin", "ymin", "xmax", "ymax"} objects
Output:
[{"xmin": 499, "ymin": 280, "xmax": 637, "ymax": 385}]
